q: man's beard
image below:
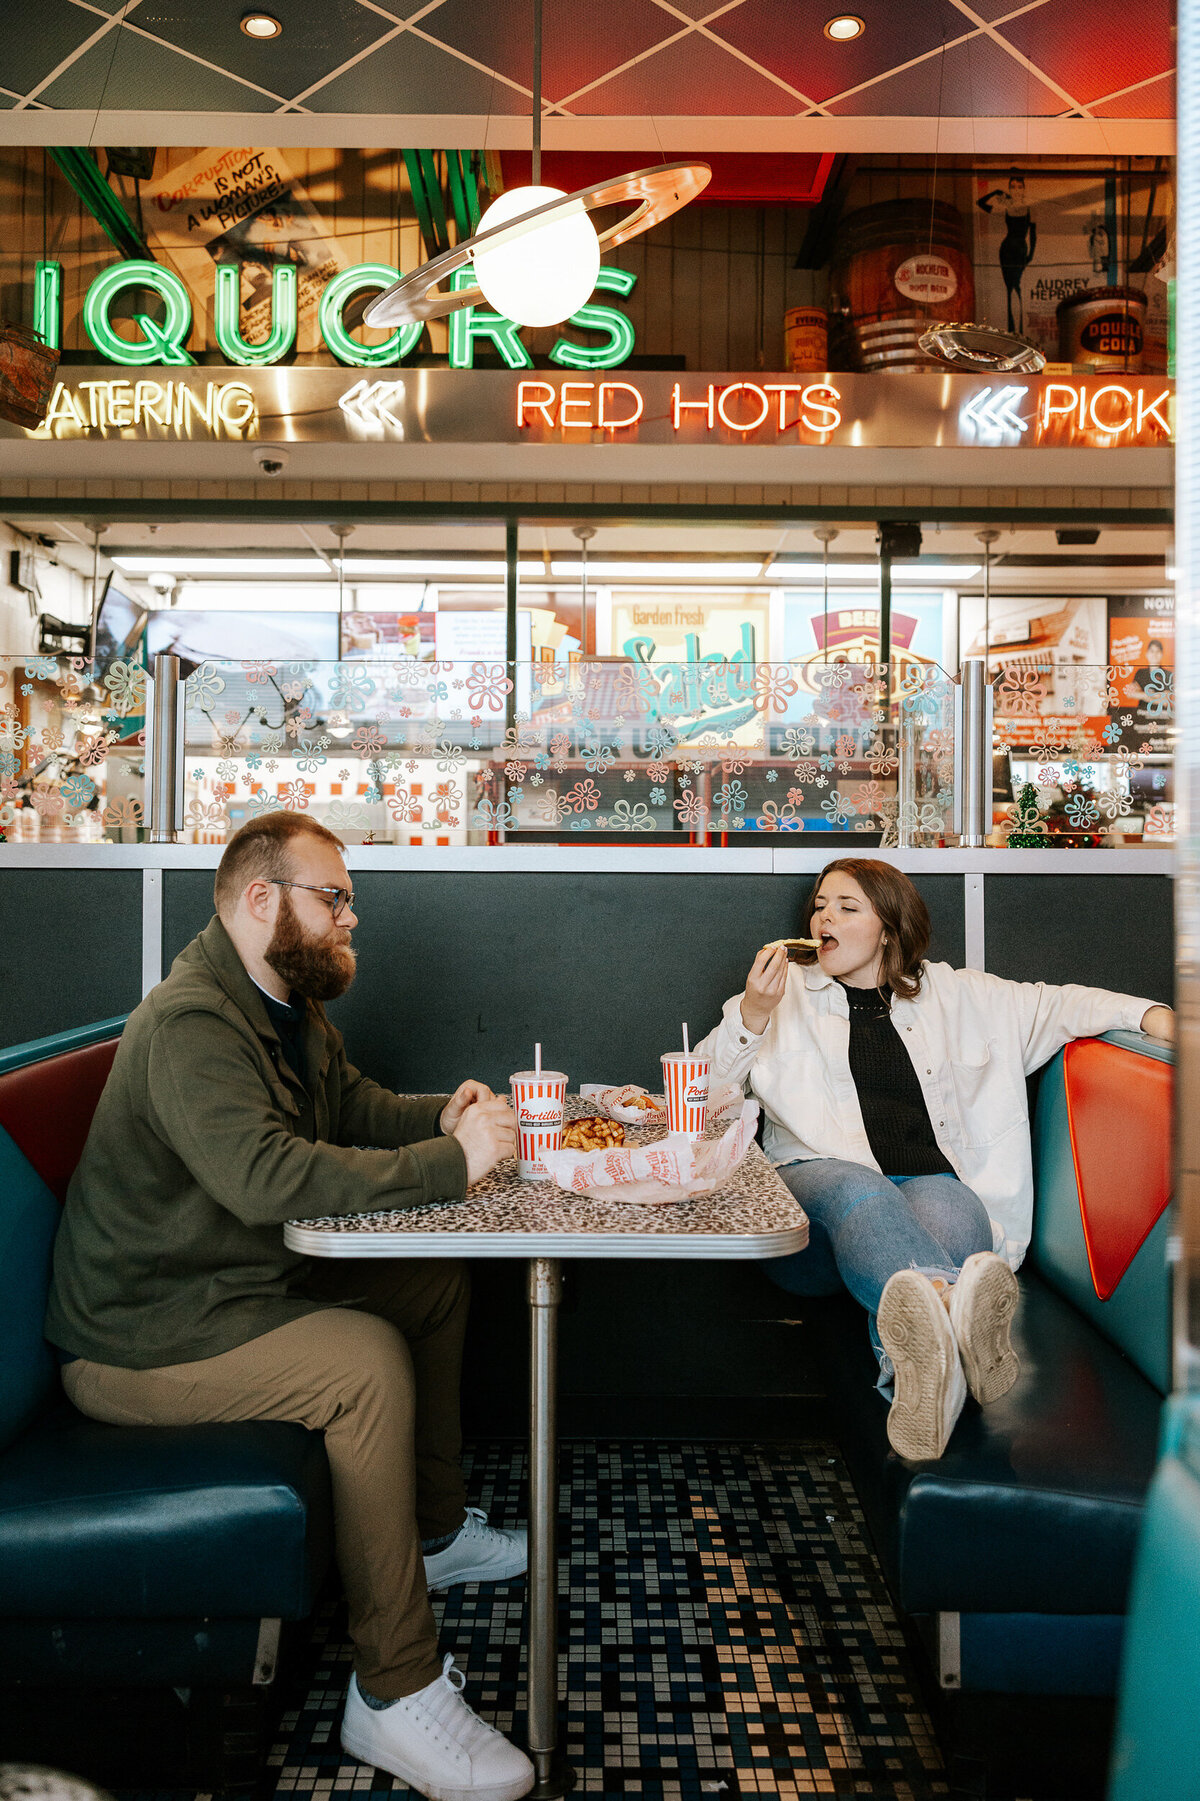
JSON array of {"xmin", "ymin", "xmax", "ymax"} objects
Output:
[{"xmin": 264, "ymin": 890, "xmax": 357, "ymax": 1002}]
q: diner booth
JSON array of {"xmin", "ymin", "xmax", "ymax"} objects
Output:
[{"xmin": 0, "ymin": 134, "xmax": 1191, "ymax": 1801}]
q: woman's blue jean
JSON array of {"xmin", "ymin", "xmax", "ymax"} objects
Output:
[{"xmin": 768, "ymin": 1158, "xmax": 993, "ymax": 1373}]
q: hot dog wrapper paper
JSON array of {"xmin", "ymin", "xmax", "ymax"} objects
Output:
[
  {"xmin": 540, "ymin": 1100, "xmax": 760, "ymax": 1205},
  {"xmin": 581, "ymin": 1081, "xmax": 743, "ymax": 1127}
]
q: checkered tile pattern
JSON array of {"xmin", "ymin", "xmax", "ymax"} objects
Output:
[{"xmin": 258, "ymin": 1439, "xmax": 945, "ymax": 1800}]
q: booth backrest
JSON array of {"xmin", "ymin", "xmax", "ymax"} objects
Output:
[
  {"xmin": 0, "ymin": 1018, "xmax": 126, "ymax": 1455},
  {"xmin": 1032, "ymin": 1030, "xmax": 1174, "ymax": 1394}
]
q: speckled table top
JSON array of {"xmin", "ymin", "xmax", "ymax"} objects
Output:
[{"xmin": 285, "ymin": 1096, "xmax": 809, "ymax": 1261}]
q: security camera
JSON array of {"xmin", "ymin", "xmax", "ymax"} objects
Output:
[{"xmin": 253, "ymin": 445, "xmax": 289, "ymax": 477}]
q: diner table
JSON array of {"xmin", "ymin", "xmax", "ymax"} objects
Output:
[{"xmin": 283, "ymin": 1097, "xmax": 809, "ymax": 1799}]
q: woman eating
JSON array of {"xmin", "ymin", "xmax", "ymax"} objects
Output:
[{"xmin": 695, "ymin": 858, "xmax": 1174, "ymax": 1460}]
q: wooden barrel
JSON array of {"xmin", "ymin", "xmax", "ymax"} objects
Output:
[
  {"xmin": 834, "ymin": 200, "xmax": 975, "ymax": 372},
  {"xmin": 784, "ymin": 306, "xmax": 827, "ymax": 372},
  {"xmin": 1057, "ymin": 285, "xmax": 1147, "ymax": 372},
  {"xmin": 0, "ymin": 322, "xmax": 61, "ymax": 429}
]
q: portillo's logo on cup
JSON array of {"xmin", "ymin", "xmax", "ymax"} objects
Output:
[
  {"xmin": 510, "ymin": 1070, "xmax": 568, "ymax": 1180},
  {"xmin": 661, "ymin": 1053, "xmax": 711, "ymax": 1139}
]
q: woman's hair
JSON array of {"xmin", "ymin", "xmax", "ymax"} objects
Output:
[{"xmin": 791, "ymin": 858, "xmax": 931, "ymax": 1000}]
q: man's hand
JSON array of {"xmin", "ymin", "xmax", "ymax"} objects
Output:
[
  {"xmin": 452, "ymin": 1096, "xmax": 518, "ymax": 1185},
  {"xmin": 440, "ymin": 1079, "xmax": 494, "ymax": 1136},
  {"xmin": 1141, "ymin": 1004, "xmax": 1175, "ymax": 1043},
  {"xmin": 740, "ymin": 944, "xmax": 789, "ymax": 1036}
]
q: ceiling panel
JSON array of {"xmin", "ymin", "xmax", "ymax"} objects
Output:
[
  {"xmin": 1090, "ymin": 73, "xmax": 1174, "ymax": 118},
  {"xmin": 305, "ymin": 28, "xmax": 531, "ymax": 114},
  {"xmin": 37, "ymin": 29, "xmax": 282, "ymax": 111},
  {"xmin": 2, "ymin": 0, "xmax": 104, "ymax": 99},
  {"xmin": 0, "ymin": 0, "xmax": 1173, "ymax": 132},
  {"xmin": 568, "ymin": 29, "xmax": 806, "ymax": 116},
  {"xmin": 129, "ymin": 0, "xmax": 399, "ymax": 99},
  {"xmin": 995, "ymin": 0, "xmax": 1174, "ymax": 108},
  {"xmin": 824, "ymin": 32, "xmax": 1066, "ymax": 117},
  {"xmin": 707, "ymin": 0, "xmax": 975, "ymax": 107},
  {"xmin": 421, "ymin": 0, "xmax": 681, "ymax": 103}
]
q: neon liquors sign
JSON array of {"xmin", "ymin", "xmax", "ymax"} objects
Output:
[{"xmin": 32, "ymin": 258, "xmax": 638, "ymax": 373}]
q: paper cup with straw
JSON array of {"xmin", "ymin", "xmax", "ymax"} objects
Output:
[
  {"xmin": 661, "ymin": 1023, "xmax": 710, "ymax": 1139},
  {"xmin": 510, "ymin": 1043, "xmax": 568, "ymax": 1178}
]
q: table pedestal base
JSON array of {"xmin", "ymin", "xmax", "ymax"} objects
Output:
[
  {"xmin": 526, "ymin": 1256, "xmax": 574, "ymax": 1797},
  {"xmin": 530, "ymin": 1752, "xmax": 578, "ymax": 1799}
]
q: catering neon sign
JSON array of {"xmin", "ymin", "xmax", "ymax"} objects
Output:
[
  {"xmin": 32, "ymin": 255, "xmax": 639, "ymax": 372},
  {"xmin": 34, "ymin": 377, "xmax": 256, "ymax": 437}
]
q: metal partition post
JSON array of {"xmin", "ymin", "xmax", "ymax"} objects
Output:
[
  {"xmin": 147, "ymin": 652, "xmax": 184, "ymax": 844},
  {"xmin": 527, "ymin": 1257, "xmax": 572, "ymax": 1797},
  {"xmin": 1176, "ymin": 0, "xmax": 1200, "ymax": 1391},
  {"xmin": 953, "ymin": 659, "xmax": 994, "ymax": 848}
]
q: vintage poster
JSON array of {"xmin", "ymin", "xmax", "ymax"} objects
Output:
[
  {"xmin": 972, "ymin": 165, "xmax": 1172, "ymax": 371},
  {"xmin": 1108, "ymin": 591, "xmax": 1175, "ymax": 755},
  {"xmin": 780, "ymin": 590, "xmax": 945, "ymax": 678},
  {"xmin": 606, "ymin": 592, "xmax": 770, "ymax": 748},
  {"xmin": 959, "ymin": 592, "xmax": 1110, "ymax": 746},
  {"xmin": 341, "ymin": 612, "xmax": 435, "ymax": 660},
  {"xmin": 143, "ymin": 148, "xmax": 347, "ymax": 352}
]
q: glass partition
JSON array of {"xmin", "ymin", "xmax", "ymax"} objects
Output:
[
  {"xmin": 173, "ymin": 656, "xmax": 961, "ymax": 847},
  {"xmin": 0, "ymin": 654, "xmax": 146, "ymax": 843},
  {"xmin": 991, "ymin": 661, "xmax": 1174, "ymax": 847},
  {"xmin": 0, "ymin": 648, "xmax": 1174, "ymax": 850}
]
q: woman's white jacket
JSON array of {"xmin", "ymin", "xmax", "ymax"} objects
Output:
[{"xmin": 695, "ymin": 960, "xmax": 1154, "ymax": 1267}]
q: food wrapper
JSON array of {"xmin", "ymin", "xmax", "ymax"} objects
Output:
[
  {"xmin": 540, "ymin": 1100, "xmax": 760, "ymax": 1205},
  {"xmin": 581, "ymin": 1080, "xmax": 743, "ymax": 1127}
]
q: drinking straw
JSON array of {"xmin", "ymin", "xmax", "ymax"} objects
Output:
[
  {"xmin": 682, "ymin": 1023, "xmax": 690, "ymax": 1054},
  {"xmin": 535, "ymin": 1042, "xmax": 542, "ymax": 1075}
]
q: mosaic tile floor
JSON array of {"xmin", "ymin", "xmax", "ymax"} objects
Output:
[{"xmin": 265, "ymin": 1439, "xmax": 947, "ymax": 1801}]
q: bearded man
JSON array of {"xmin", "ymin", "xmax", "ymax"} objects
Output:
[{"xmin": 45, "ymin": 811, "xmax": 534, "ymax": 1801}]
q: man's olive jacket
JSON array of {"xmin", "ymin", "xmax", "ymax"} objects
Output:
[{"xmin": 45, "ymin": 914, "xmax": 467, "ymax": 1369}]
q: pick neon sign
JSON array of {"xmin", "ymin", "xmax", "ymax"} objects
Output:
[{"xmin": 1040, "ymin": 381, "xmax": 1171, "ymax": 438}]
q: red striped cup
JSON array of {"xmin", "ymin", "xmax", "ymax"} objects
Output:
[
  {"xmin": 660, "ymin": 1052, "xmax": 710, "ymax": 1139},
  {"xmin": 510, "ymin": 1070, "xmax": 568, "ymax": 1179}
]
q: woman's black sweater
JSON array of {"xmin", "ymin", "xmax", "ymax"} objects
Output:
[{"xmin": 839, "ymin": 981, "xmax": 954, "ymax": 1179}]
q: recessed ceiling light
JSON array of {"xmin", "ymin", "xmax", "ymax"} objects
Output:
[
  {"xmin": 824, "ymin": 14, "xmax": 865, "ymax": 39},
  {"xmin": 240, "ymin": 11, "xmax": 282, "ymax": 38}
]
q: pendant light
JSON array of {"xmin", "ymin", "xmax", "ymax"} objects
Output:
[{"xmin": 364, "ymin": 1, "xmax": 710, "ymax": 332}]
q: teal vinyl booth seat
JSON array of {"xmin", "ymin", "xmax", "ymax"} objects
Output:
[
  {"xmin": 1107, "ymin": 1392, "xmax": 1200, "ymax": 1801},
  {"xmin": 805, "ymin": 1031, "xmax": 1174, "ymax": 1798},
  {"xmin": 0, "ymin": 1018, "xmax": 335, "ymax": 1787}
]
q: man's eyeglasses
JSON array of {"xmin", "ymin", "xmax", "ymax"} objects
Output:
[{"xmin": 269, "ymin": 879, "xmax": 356, "ymax": 922}]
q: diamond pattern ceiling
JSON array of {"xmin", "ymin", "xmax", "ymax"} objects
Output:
[{"xmin": 0, "ymin": 0, "xmax": 1173, "ymax": 130}]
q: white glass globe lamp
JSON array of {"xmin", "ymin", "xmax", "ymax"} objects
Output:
[{"xmin": 472, "ymin": 185, "xmax": 601, "ymax": 327}]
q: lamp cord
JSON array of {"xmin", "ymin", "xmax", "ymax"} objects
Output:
[{"xmin": 532, "ymin": 0, "xmax": 542, "ymax": 187}]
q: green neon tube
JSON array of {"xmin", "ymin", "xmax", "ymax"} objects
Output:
[{"xmin": 214, "ymin": 263, "xmax": 297, "ymax": 366}]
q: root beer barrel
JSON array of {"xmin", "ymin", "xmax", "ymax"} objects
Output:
[{"xmin": 834, "ymin": 200, "xmax": 975, "ymax": 373}]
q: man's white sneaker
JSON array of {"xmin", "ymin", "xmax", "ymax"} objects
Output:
[
  {"xmin": 949, "ymin": 1251, "xmax": 1020, "ymax": 1405},
  {"xmin": 877, "ymin": 1269, "xmax": 968, "ymax": 1461},
  {"xmin": 340, "ymin": 1656, "xmax": 534, "ymax": 1801},
  {"xmin": 424, "ymin": 1507, "xmax": 527, "ymax": 1590}
]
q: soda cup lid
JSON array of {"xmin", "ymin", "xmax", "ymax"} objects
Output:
[{"xmin": 510, "ymin": 1069, "xmax": 567, "ymax": 1084}]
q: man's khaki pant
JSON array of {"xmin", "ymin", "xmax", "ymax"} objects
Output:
[{"xmin": 62, "ymin": 1257, "xmax": 470, "ymax": 1700}]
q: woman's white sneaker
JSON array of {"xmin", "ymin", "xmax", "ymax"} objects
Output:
[
  {"xmin": 424, "ymin": 1507, "xmax": 527, "ymax": 1590},
  {"xmin": 877, "ymin": 1269, "xmax": 968, "ymax": 1461},
  {"xmin": 341, "ymin": 1655, "xmax": 534, "ymax": 1801},
  {"xmin": 949, "ymin": 1251, "xmax": 1020, "ymax": 1405}
]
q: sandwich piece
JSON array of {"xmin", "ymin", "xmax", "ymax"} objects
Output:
[{"xmin": 760, "ymin": 936, "xmax": 818, "ymax": 965}]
